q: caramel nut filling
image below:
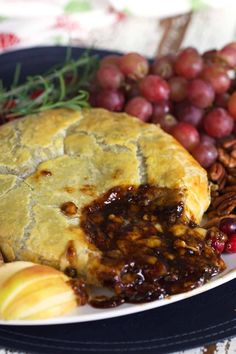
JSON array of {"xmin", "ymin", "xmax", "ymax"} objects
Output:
[{"xmin": 80, "ymin": 184, "xmax": 225, "ymax": 308}]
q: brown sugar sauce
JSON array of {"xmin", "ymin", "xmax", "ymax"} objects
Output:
[{"xmin": 80, "ymin": 185, "xmax": 225, "ymax": 308}]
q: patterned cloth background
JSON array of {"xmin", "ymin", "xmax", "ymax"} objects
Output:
[{"xmin": 0, "ymin": 0, "xmax": 236, "ymax": 57}]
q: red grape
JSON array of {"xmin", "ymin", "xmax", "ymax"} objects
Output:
[
  {"xmin": 124, "ymin": 80, "xmax": 140, "ymax": 99},
  {"xmin": 154, "ymin": 114, "xmax": 177, "ymax": 133},
  {"xmin": 219, "ymin": 218, "xmax": 236, "ymax": 235},
  {"xmin": 96, "ymin": 65, "xmax": 124, "ymax": 89},
  {"xmin": 89, "ymin": 92, "xmax": 97, "ymax": 107},
  {"xmin": 169, "ymin": 76, "xmax": 188, "ymax": 102},
  {"xmin": 119, "ymin": 53, "xmax": 149, "ymax": 80},
  {"xmin": 230, "ymin": 78, "xmax": 236, "ymax": 92},
  {"xmin": 140, "ymin": 75, "xmax": 170, "ymax": 103},
  {"xmin": 88, "ymin": 82, "xmax": 99, "ymax": 107},
  {"xmin": 214, "ymin": 92, "xmax": 229, "ymax": 108},
  {"xmin": 96, "ymin": 89, "xmax": 125, "ymax": 112},
  {"xmin": 191, "ymin": 143, "xmax": 218, "ymax": 168},
  {"xmin": 201, "ymin": 63, "xmax": 231, "ymax": 94},
  {"xmin": 187, "ymin": 79, "xmax": 215, "ymax": 108},
  {"xmin": 174, "ymin": 101, "xmax": 204, "ymax": 127},
  {"xmin": 225, "ymin": 234, "xmax": 236, "ymax": 253},
  {"xmin": 217, "ymin": 42, "xmax": 236, "ymax": 68},
  {"xmin": 125, "ymin": 96, "xmax": 152, "ymax": 121},
  {"xmin": 203, "ymin": 108, "xmax": 234, "ymax": 138},
  {"xmin": 171, "ymin": 122, "xmax": 200, "ymax": 151},
  {"xmin": 226, "ymin": 42, "xmax": 236, "ymax": 49},
  {"xmin": 152, "ymin": 55, "xmax": 174, "ymax": 79},
  {"xmin": 200, "ymin": 133, "xmax": 216, "ymax": 146},
  {"xmin": 202, "ymin": 49, "xmax": 218, "ymax": 64},
  {"xmin": 174, "ymin": 47, "xmax": 203, "ymax": 79},
  {"xmin": 100, "ymin": 55, "xmax": 121, "ymax": 68},
  {"xmin": 228, "ymin": 92, "xmax": 236, "ymax": 119},
  {"xmin": 152, "ymin": 101, "xmax": 172, "ymax": 121}
]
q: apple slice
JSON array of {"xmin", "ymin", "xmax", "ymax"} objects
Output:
[
  {"xmin": 0, "ymin": 262, "xmax": 34, "ymax": 288},
  {"xmin": 0, "ymin": 264, "xmax": 68, "ymax": 313},
  {"xmin": 0, "ymin": 262, "xmax": 80, "ymax": 320},
  {"xmin": 3, "ymin": 278, "xmax": 76, "ymax": 320},
  {"xmin": 23, "ymin": 300, "xmax": 77, "ymax": 320}
]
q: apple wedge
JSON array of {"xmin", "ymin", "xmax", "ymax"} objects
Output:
[
  {"xmin": 0, "ymin": 262, "xmax": 80, "ymax": 320},
  {"xmin": 0, "ymin": 261, "xmax": 34, "ymax": 289}
]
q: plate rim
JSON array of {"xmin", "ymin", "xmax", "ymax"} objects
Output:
[{"xmin": 0, "ymin": 262, "xmax": 235, "ymax": 326}]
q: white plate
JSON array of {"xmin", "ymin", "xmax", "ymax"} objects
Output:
[
  {"xmin": 0, "ymin": 47, "xmax": 235, "ymax": 326},
  {"xmin": 0, "ymin": 253, "xmax": 235, "ymax": 326}
]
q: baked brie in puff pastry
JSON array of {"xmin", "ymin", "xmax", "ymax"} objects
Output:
[{"xmin": 0, "ymin": 108, "xmax": 215, "ymax": 296}]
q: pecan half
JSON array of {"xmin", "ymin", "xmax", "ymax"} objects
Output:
[
  {"xmin": 230, "ymin": 149, "xmax": 236, "ymax": 159},
  {"xmin": 212, "ymin": 191, "xmax": 236, "ymax": 215},
  {"xmin": 218, "ymin": 148, "xmax": 236, "ymax": 168},
  {"xmin": 226, "ymin": 174, "xmax": 236, "ymax": 185},
  {"xmin": 222, "ymin": 185, "xmax": 236, "ymax": 192},
  {"xmin": 212, "ymin": 191, "xmax": 236, "ymax": 208},
  {"xmin": 208, "ymin": 162, "xmax": 226, "ymax": 182},
  {"xmin": 222, "ymin": 138, "xmax": 236, "ymax": 149},
  {"xmin": 206, "ymin": 139, "xmax": 236, "ymax": 224}
]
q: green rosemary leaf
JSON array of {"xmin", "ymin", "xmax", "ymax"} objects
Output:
[
  {"xmin": 58, "ymin": 72, "xmax": 66, "ymax": 101},
  {"xmin": 2, "ymin": 53, "xmax": 98, "ymax": 99},
  {"xmin": 11, "ymin": 63, "xmax": 21, "ymax": 88},
  {"xmin": 0, "ymin": 51, "xmax": 98, "ymax": 118}
]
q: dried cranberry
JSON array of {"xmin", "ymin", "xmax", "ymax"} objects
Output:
[
  {"xmin": 210, "ymin": 237, "xmax": 225, "ymax": 253},
  {"xmin": 30, "ymin": 89, "xmax": 44, "ymax": 100},
  {"xmin": 225, "ymin": 234, "xmax": 236, "ymax": 253},
  {"xmin": 219, "ymin": 218, "xmax": 236, "ymax": 235}
]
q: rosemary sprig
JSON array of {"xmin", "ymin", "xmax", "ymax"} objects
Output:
[{"xmin": 0, "ymin": 51, "xmax": 99, "ymax": 119}]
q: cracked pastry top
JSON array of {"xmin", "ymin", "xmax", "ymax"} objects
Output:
[{"xmin": 0, "ymin": 108, "xmax": 211, "ymax": 287}]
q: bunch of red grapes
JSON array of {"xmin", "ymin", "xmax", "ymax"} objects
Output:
[{"xmin": 89, "ymin": 43, "xmax": 236, "ymax": 169}]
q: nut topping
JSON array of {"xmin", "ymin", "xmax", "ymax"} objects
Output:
[
  {"xmin": 208, "ymin": 162, "xmax": 226, "ymax": 191},
  {"xmin": 206, "ymin": 138, "xmax": 236, "ymax": 227},
  {"xmin": 61, "ymin": 201, "xmax": 78, "ymax": 216},
  {"xmin": 40, "ymin": 170, "xmax": 52, "ymax": 177},
  {"xmin": 218, "ymin": 148, "xmax": 236, "ymax": 168}
]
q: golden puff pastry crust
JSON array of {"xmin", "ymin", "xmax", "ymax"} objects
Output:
[{"xmin": 0, "ymin": 108, "xmax": 210, "ymax": 278}]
